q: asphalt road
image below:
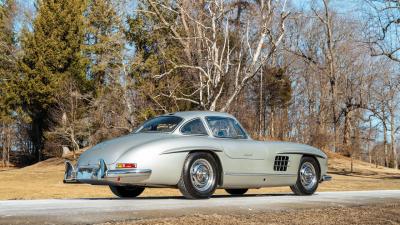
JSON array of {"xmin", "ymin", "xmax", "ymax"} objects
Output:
[{"xmin": 1, "ymin": 190, "xmax": 400, "ymax": 225}]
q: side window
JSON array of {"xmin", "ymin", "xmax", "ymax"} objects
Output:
[
  {"xmin": 180, "ymin": 119, "xmax": 208, "ymax": 135},
  {"xmin": 206, "ymin": 117, "xmax": 247, "ymax": 139},
  {"xmin": 230, "ymin": 119, "xmax": 247, "ymax": 138}
]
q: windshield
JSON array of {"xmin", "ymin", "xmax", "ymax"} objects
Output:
[{"xmin": 136, "ymin": 116, "xmax": 183, "ymax": 133}]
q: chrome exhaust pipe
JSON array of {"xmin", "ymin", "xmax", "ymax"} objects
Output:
[{"xmin": 322, "ymin": 175, "xmax": 332, "ymax": 182}]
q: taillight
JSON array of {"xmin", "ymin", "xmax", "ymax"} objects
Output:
[{"xmin": 116, "ymin": 163, "xmax": 137, "ymax": 169}]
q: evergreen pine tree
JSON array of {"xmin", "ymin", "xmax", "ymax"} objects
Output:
[
  {"xmin": 85, "ymin": 0, "xmax": 137, "ymax": 143},
  {"xmin": 86, "ymin": 0, "xmax": 124, "ymax": 86},
  {"xmin": 19, "ymin": 0, "xmax": 89, "ymax": 160},
  {"xmin": 0, "ymin": 0, "xmax": 17, "ymax": 117},
  {"xmin": 0, "ymin": 0, "xmax": 17, "ymax": 166}
]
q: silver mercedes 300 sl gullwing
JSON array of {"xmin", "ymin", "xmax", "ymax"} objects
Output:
[{"xmin": 64, "ymin": 111, "xmax": 331, "ymax": 199}]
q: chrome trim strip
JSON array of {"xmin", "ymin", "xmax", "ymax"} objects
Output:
[
  {"xmin": 77, "ymin": 165, "xmax": 98, "ymax": 169},
  {"xmin": 161, "ymin": 146, "xmax": 223, "ymax": 154},
  {"xmin": 106, "ymin": 169, "xmax": 152, "ymax": 178},
  {"xmin": 224, "ymin": 172, "xmax": 297, "ymax": 177},
  {"xmin": 277, "ymin": 152, "xmax": 327, "ymax": 159}
]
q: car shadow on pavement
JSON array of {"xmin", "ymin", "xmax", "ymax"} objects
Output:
[{"xmin": 77, "ymin": 193, "xmax": 294, "ymax": 201}]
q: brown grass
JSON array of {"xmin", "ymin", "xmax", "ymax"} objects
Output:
[
  {"xmin": 326, "ymin": 151, "xmax": 400, "ymax": 178},
  {"xmin": 0, "ymin": 152, "xmax": 399, "ymax": 200},
  {"xmin": 101, "ymin": 202, "xmax": 400, "ymax": 225}
]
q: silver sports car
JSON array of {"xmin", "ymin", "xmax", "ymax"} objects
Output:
[{"xmin": 64, "ymin": 111, "xmax": 331, "ymax": 199}]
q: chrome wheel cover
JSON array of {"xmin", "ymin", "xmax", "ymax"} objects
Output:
[
  {"xmin": 190, "ymin": 159, "xmax": 214, "ymax": 192},
  {"xmin": 300, "ymin": 162, "xmax": 317, "ymax": 191}
]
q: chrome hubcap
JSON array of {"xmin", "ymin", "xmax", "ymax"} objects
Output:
[
  {"xmin": 300, "ymin": 162, "xmax": 317, "ymax": 190},
  {"xmin": 190, "ymin": 159, "xmax": 214, "ymax": 192}
]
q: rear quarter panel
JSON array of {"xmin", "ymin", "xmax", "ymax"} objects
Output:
[{"xmin": 115, "ymin": 135, "xmax": 223, "ymax": 186}]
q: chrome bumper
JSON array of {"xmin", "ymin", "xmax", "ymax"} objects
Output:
[
  {"xmin": 63, "ymin": 159, "xmax": 151, "ymax": 185},
  {"xmin": 321, "ymin": 175, "xmax": 332, "ymax": 182}
]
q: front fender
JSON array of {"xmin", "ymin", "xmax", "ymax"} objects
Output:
[{"xmin": 276, "ymin": 145, "xmax": 327, "ymax": 159}]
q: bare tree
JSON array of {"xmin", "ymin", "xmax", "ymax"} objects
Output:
[
  {"xmin": 385, "ymin": 72, "xmax": 399, "ymax": 169},
  {"xmin": 283, "ymin": 0, "xmax": 399, "ymax": 172},
  {"xmin": 140, "ymin": 0, "xmax": 290, "ymax": 111},
  {"xmin": 364, "ymin": 0, "xmax": 400, "ymax": 62},
  {"xmin": 368, "ymin": 61, "xmax": 399, "ymax": 168},
  {"xmin": 45, "ymin": 81, "xmax": 91, "ymax": 158},
  {"xmin": 363, "ymin": 0, "xmax": 400, "ymax": 169},
  {"xmin": 285, "ymin": 0, "xmax": 346, "ymax": 151}
]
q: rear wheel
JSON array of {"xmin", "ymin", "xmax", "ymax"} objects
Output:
[
  {"xmin": 290, "ymin": 156, "xmax": 320, "ymax": 195},
  {"xmin": 178, "ymin": 152, "xmax": 219, "ymax": 199},
  {"xmin": 225, "ymin": 189, "xmax": 248, "ymax": 195},
  {"xmin": 109, "ymin": 185, "xmax": 145, "ymax": 198}
]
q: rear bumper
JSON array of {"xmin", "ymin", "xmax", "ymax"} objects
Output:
[{"xmin": 63, "ymin": 160, "xmax": 152, "ymax": 185}]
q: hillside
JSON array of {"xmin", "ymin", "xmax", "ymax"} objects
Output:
[
  {"xmin": 0, "ymin": 152, "xmax": 399, "ymax": 200},
  {"xmin": 326, "ymin": 151, "xmax": 400, "ymax": 177}
]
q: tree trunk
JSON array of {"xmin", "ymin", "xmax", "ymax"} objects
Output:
[
  {"xmin": 367, "ymin": 119, "xmax": 372, "ymax": 165},
  {"xmin": 7, "ymin": 130, "xmax": 10, "ymax": 167},
  {"xmin": 270, "ymin": 109, "xmax": 275, "ymax": 138},
  {"xmin": 331, "ymin": 83, "xmax": 338, "ymax": 152},
  {"xmin": 2, "ymin": 141, "xmax": 6, "ymax": 167},
  {"xmin": 390, "ymin": 109, "xmax": 398, "ymax": 169},
  {"xmin": 30, "ymin": 114, "xmax": 45, "ymax": 162},
  {"xmin": 1, "ymin": 123, "xmax": 5, "ymax": 167},
  {"xmin": 321, "ymin": 0, "xmax": 337, "ymax": 152},
  {"xmin": 259, "ymin": 68, "xmax": 263, "ymax": 138},
  {"xmin": 70, "ymin": 130, "xmax": 79, "ymax": 160},
  {"xmin": 383, "ymin": 123, "xmax": 388, "ymax": 167},
  {"xmin": 351, "ymin": 155, "xmax": 353, "ymax": 173},
  {"xmin": 369, "ymin": 152, "xmax": 372, "ymax": 165},
  {"xmin": 343, "ymin": 110, "xmax": 349, "ymax": 147}
]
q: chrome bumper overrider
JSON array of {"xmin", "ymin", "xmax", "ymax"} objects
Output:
[{"xmin": 63, "ymin": 159, "xmax": 151, "ymax": 185}]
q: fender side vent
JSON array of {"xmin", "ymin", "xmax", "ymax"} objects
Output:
[{"xmin": 274, "ymin": 156, "xmax": 289, "ymax": 171}]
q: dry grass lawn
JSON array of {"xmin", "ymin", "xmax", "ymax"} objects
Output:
[
  {"xmin": 101, "ymin": 202, "xmax": 400, "ymax": 225},
  {"xmin": 0, "ymin": 152, "xmax": 399, "ymax": 200}
]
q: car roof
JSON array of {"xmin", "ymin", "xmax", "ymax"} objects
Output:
[{"xmin": 164, "ymin": 111, "xmax": 235, "ymax": 120}]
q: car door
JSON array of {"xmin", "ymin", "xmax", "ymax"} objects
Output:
[
  {"xmin": 205, "ymin": 116, "xmax": 269, "ymax": 187},
  {"xmin": 204, "ymin": 116, "xmax": 264, "ymax": 160}
]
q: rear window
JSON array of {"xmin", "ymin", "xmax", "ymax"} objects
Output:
[{"xmin": 137, "ymin": 116, "xmax": 183, "ymax": 133}]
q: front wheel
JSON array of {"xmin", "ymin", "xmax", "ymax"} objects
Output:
[
  {"xmin": 178, "ymin": 152, "xmax": 219, "ymax": 199},
  {"xmin": 290, "ymin": 156, "xmax": 320, "ymax": 195},
  {"xmin": 109, "ymin": 185, "xmax": 145, "ymax": 198}
]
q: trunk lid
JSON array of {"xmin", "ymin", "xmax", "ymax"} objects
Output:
[{"xmin": 77, "ymin": 133, "xmax": 172, "ymax": 166}]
